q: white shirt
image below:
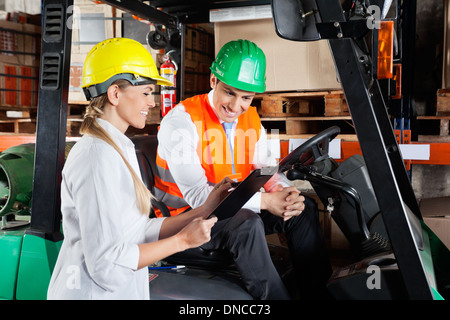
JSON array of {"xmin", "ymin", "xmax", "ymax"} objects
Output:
[
  {"xmin": 47, "ymin": 118, "xmax": 165, "ymax": 300},
  {"xmin": 157, "ymin": 90, "xmax": 289, "ymax": 212}
]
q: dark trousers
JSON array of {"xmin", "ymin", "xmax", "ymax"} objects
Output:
[{"xmin": 202, "ymin": 196, "xmax": 332, "ymax": 300}]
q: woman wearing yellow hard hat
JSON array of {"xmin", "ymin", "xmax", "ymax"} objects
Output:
[{"xmin": 47, "ymin": 38, "xmax": 231, "ymax": 300}]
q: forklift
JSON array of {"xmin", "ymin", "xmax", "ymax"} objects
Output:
[{"xmin": 1, "ymin": 0, "xmax": 449, "ymax": 300}]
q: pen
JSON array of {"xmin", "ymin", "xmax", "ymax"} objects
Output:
[{"xmin": 148, "ymin": 265, "xmax": 186, "ymax": 270}]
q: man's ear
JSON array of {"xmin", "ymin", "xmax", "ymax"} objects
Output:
[
  {"xmin": 210, "ymin": 73, "xmax": 218, "ymax": 89},
  {"xmin": 106, "ymin": 84, "xmax": 120, "ymax": 106}
]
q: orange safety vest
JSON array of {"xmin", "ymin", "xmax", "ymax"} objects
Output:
[{"xmin": 154, "ymin": 93, "xmax": 262, "ymax": 217}]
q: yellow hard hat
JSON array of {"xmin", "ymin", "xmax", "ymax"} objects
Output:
[{"xmin": 82, "ymin": 37, "xmax": 173, "ymax": 99}]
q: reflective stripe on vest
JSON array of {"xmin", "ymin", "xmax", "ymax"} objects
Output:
[
  {"xmin": 153, "ymin": 156, "xmax": 190, "ymax": 217},
  {"xmin": 154, "ymin": 93, "xmax": 261, "ymax": 216}
]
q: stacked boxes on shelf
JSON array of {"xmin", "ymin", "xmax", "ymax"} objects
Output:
[
  {"xmin": 0, "ymin": 20, "xmax": 40, "ymax": 107},
  {"xmin": 0, "ymin": 19, "xmax": 40, "ymax": 134},
  {"xmin": 183, "ymin": 25, "xmax": 215, "ymax": 99}
]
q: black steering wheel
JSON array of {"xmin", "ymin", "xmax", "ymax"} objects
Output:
[{"xmin": 278, "ymin": 126, "xmax": 340, "ymax": 172}]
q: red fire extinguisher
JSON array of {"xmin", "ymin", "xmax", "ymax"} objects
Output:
[{"xmin": 160, "ymin": 52, "xmax": 177, "ymax": 117}]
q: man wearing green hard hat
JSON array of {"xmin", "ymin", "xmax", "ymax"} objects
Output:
[{"xmin": 156, "ymin": 39, "xmax": 332, "ymax": 299}]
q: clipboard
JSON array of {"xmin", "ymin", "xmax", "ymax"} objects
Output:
[{"xmin": 208, "ymin": 166, "xmax": 278, "ymax": 221}]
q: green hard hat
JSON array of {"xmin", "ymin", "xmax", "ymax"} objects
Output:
[{"xmin": 210, "ymin": 39, "xmax": 266, "ymax": 93}]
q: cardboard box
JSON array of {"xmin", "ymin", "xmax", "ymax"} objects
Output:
[
  {"xmin": 71, "ymin": 3, "xmax": 116, "ymax": 55},
  {"xmin": 306, "ymin": 193, "xmax": 350, "ymax": 251},
  {"xmin": 329, "ymin": 218, "xmax": 350, "ymax": 251},
  {"xmin": 214, "ymin": 18, "xmax": 341, "ymax": 92},
  {"xmin": 419, "ymin": 196, "xmax": 450, "ymax": 249}
]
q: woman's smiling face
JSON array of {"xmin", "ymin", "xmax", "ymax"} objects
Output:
[
  {"xmin": 115, "ymin": 83, "xmax": 156, "ymax": 132},
  {"xmin": 210, "ymin": 74, "xmax": 255, "ymax": 123}
]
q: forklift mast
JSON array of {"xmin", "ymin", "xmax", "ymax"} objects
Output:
[
  {"xmin": 270, "ymin": 0, "xmax": 437, "ymax": 299},
  {"xmin": 313, "ymin": 0, "xmax": 433, "ymax": 299},
  {"xmin": 29, "ymin": 0, "xmax": 73, "ymax": 241}
]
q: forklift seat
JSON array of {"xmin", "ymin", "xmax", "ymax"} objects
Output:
[
  {"xmin": 131, "ymin": 135, "xmax": 234, "ymax": 268},
  {"xmin": 131, "ymin": 135, "xmax": 171, "ymax": 218}
]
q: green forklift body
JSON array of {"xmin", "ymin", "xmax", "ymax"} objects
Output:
[
  {"xmin": 0, "ymin": 144, "xmax": 35, "ymax": 217},
  {"xmin": 16, "ymin": 233, "xmax": 62, "ymax": 300},
  {"xmin": 0, "ymin": 230, "xmax": 24, "ymax": 300},
  {"xmin": 0, "ymin": 229, "xmax": 62, "ymax": 300}
]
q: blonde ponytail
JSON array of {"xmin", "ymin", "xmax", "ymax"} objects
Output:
[{"xmin": 80, "ymin": 84, "xmax": 154, "ymax": 215}]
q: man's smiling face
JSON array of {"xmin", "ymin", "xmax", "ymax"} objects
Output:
[{"xmin": 210, "ymin": 74, "xmax": 255, "ymax": 123}]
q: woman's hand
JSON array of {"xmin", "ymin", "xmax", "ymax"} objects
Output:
[
  {"xmin": 140, "ymin": 215, "xmax": 218, "ymax": 268},
  {"xmin": 176, "ymin": 216, "xmax": 218, "ymax": 250},
  {"xmin": 261, "ymin": 184, "xmax": 305, "ymax": 221},
  {"xmin": 158, "ymin": 177, "xmax": 232, "ymax": 242}
]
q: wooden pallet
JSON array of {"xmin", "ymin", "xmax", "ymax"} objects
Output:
[
  {"xmin": 261, "ymin": 115, "xmax": 354, "ymax": 136},
  {"xmin": 417, "ymin": 115, "xmax": 450, "ymax": 142},
  {"xmin": 0, "ymin": 104, "xmax": 37, "ymax": 135},
  {"xmin": 255, "ymin": 90, "xmax": 349, "ymax": 117},
  {"xmin": 418, "ymin": 88, "xmax": 450, "ymax": 142},
  {"xmin": 0, "ymin": 118, "xmax": 36, "ymax": 134},
  {"xmin": 437, "ymin": 89, "xmax": 450, "ymax": 116},
  {"xmin": 324, "ymin": 92, "xmax": 350, "ymax": 116},
  {"xmin": 253, "ymin": 90, "xmax": 355, "ymax": 140}
]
